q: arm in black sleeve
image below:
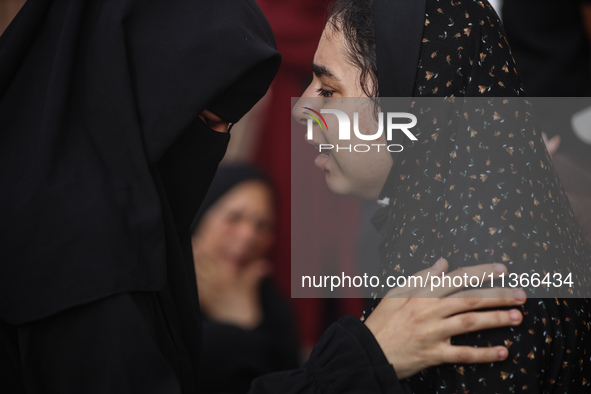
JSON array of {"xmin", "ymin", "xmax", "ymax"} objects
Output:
[{"xmin": 248, "ymin": 315, "xmax": 410, "ymax": 394}]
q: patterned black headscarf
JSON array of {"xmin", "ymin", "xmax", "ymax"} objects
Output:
[{"xmin": 360, "ymin": 0, "xmax": 591, "ymax": 391}]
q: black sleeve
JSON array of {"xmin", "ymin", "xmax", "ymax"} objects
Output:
[{"xmin": 248, "ymin": 316, "xmax": 410, "ymax": 393}]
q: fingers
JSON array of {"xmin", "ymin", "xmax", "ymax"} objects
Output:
[
  {"xmin": 439, "ymin": 308, "xmax": 523, "ymax": 338},
  {"xmin": 442, "ymin": 287, "xmax": 527, "ymax": 316},
  {"xmin": 425, "ymin": 263, "xmax": 508, "ymax": 298},
  {"xmin": 384, "ymin": 260, "xmax": 509, "ymax": 299},
  {"xmin": 384, "ymin": 258, "xmax": 448, "ymax": 298},
  {"xmin": 440, "ymin": 345, "xmax": 509, "ymax": 365},
  {"xmin": 448, "ymin": 287, "xmax": 523, "ymax": 299},
  {"xmin": 404, "ymin": 258, "xmax": 448, "ymax": 284}
]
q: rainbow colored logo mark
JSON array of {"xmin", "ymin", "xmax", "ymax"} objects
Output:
[{"xmin": 303, "ymin": 107, "xmax": 328, "ymax": 131}]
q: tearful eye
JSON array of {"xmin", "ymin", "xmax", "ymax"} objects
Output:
[
  {"xmin": 316, "ymin": 88, "xmax": 334, "ymax": 97},
  {"xmin": 199, "ymin": 109, "xmax": 231, "ymax": 133}
]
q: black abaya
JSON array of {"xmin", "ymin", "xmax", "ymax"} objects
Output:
[
  {"xmin": 0, "ymin": 0, "xmax": 280, "ymax": 324},
  {"xmin": 0, "ymin": 0, "xmax": 279, "ymax": 391}
]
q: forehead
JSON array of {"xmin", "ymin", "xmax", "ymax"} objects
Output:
[
  {"xmin": 315, "ymin": 24, "xmax": 347, "ymax": 63},
  {"xmin": 313, "ymin": 23, "xmax": 361, "ymax": 89}
]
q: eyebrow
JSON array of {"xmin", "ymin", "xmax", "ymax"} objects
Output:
[{"xmin": 312, "ymin": 63, "xmax": 340, "ymax": 82}]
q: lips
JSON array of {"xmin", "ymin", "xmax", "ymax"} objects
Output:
[
  {"xmin": 314, "ymin": 151, "xmax": 330, "ymax": 172},
  {"xmin": 308, "ymin": 138, "xmax": 331, "ymax": 172}
]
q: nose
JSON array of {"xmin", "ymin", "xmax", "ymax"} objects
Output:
[
  {"xmin": 234, "ymin": 220, "xmax": 261, "ymax": 251},
  {"xmin": 291, "ymin": 82, "xmax": 318, "ymax": 126},
  {"xmin": 292, "ymin": 98, "xmax": 309, "ymax": 127}
]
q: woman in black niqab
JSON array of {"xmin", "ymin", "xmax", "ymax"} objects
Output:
[{"xmin": 0, "ymin": 0, "xmax": 280, "ymax": 392}]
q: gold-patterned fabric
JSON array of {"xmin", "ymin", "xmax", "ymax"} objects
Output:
[{"xmin": 365, "ymin": 0, "xmax": 591, "ymax": 392}]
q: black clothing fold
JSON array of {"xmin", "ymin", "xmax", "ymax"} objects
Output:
[{"xmin": 0, "ymin": 291, "xmax": 186, "ymax": 394}]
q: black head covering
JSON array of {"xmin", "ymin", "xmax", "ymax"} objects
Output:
[
  {"xmin": 0, "ymin": 0, "xmax": 280, "ymax": 330},
  {"xmin": 362, "ymin": 0, "xmax": 591, "ymax": 391},
  {"xmin": 189, "ymin": 164, "xmax": 274, "ymax": 235},
  {"xmin": 373, "ymin": 0, "xmax": 426, "ymax": 98}
]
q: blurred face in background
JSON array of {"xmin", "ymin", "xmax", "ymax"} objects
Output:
[{"xmin": 192, "ymin": 180, "xmax": 275, "ymax": 267}]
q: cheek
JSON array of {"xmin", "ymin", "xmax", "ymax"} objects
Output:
[
  {"xmin": 320, "ymin": 120, "xmax": 340, "ymax": 145},
  {"xmin": 332, "ymin": 141, "xmax": 393, "ymax": 193},
  {"xmin": 343, "ymin": 152, "xmax": 373, "ymax": 183},
  {"xmin": 226, "ymin": 228, "xmax": 273, "ymax": 262},
  {"xmin": 254, "ymin": 233, "xmax": 274, "ymax": 254},
  {"xmin": 333, "ymin": 124, "xmax": 388, "ymax": 175},
  {"xmin": 323, "ymin": 151, "xmax": 357, "ymax": 195},
  {"xmin": 199, "ymin": 220, "xmax": 233, "ymax": 253}
]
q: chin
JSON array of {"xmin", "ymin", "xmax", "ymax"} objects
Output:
[
  {"xmin": 326, "ymin": 176, "xmax": 379, "ymax": 200},
  {"xmin": 325, "ymin": 176, "xmax": 358, "ymax": 198}
]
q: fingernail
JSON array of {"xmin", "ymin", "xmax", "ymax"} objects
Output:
[
  {"xmin": 498, "ymin": 348, "xmax": 508, "ymax": 359},
  {"xmin": 494, "ymin": 264, "xmax": 505, "ymax": 273},
  {"xmin": 434, "ymin": 259, "xmax": 444, "ymax": 270},
  {"xmin": 514, "ymin": 289, "xmax": 526, "ymax": 301},
  {"xmin": 510, "ymin": 310, "xmax": 521, "ymax": 321}
]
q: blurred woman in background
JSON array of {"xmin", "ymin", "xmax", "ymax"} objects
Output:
[{"xmin": 190, "ymin": 164, "xmax": 300, "ymax": 393}]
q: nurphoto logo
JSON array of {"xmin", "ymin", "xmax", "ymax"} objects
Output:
[{"xmin": 303, "ymin": 107, "xmax": 418, "ymax": 153}]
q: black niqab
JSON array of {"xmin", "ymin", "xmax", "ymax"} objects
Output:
[{"xmin": 0, "ymin": 0, "xmax": 280, "ymax": 333}]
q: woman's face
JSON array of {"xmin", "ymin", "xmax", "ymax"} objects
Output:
[
  {"xmin": 192, "ymin": 180, "xmax": 275, "ymax": 267},
  {"xmin": 293, "ymin": 24, "xmax": 393, "ymax": 200}
]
